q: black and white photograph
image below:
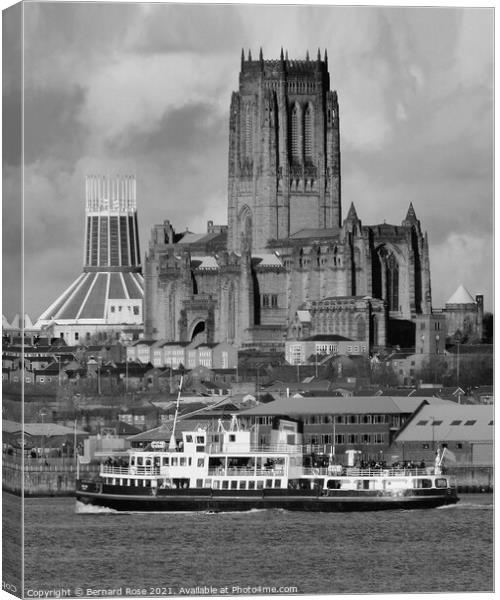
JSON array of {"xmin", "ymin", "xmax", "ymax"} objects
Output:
[{"xmin": 2, "ymin": 1, "xmax": 494, "ymax": 597}]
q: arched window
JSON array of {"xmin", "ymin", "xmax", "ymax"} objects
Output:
[
  {"xmin": 304, "ymin": 104, "xmax": 313, "ymax": 161},
  {"xmin": 245, "ymin": 105, "xmax": 253, "ymax": 159},
  {"xmin": 387, "ymin": 254, "xmax": 399, "ymax": 312},
  {"xmin": 290, "ymin": 104, "xmax": 300, "ymax": 163}
]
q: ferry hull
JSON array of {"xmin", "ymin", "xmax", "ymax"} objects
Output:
[{"xmin": 76, "ymin": 483, "xmax": 458, "ymax": 513}]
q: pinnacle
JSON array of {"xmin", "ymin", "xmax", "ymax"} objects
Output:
[
  {"xmin": 346, "ymin": 202, "xmax": 359, "ymax": 221},
  {"xmin": 405, "ymin": 202, "xmax": 417, "ymax": 222}
]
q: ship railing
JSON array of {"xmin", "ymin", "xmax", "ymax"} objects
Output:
[
  {"xmin": 101, "ymin": 466, "xmax": 160, "ymax": 476},
  {"xmin": 207, "ymin": 468, "xmax": 286, "ymax": 477},
  {"xmin": 342, "ymin": 467, "xmax": 432, "ymax": 477},
  {"xmin": 299, "ymin": 467, "xmax": 433, "ymax": 477}
]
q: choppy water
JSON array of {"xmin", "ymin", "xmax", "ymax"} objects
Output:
[{"xmin": 3, "ymin": 492, "xmax": 494, "ymax": 596}]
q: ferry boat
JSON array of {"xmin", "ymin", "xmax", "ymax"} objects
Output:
[{"xmin": 76, "ymin": 415, "xmax": 458, "ymax": 512}]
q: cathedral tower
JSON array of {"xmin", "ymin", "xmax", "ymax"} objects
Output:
[
  {"xmin": 227, "ymin": 49, "xmax": 341, "ymax": 253},
  {"xmin": 35, "ymin": 175, "xmax": 144, "ymax": 344}
]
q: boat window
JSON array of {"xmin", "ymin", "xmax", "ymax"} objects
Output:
[
  {"xmin": 145, "ymin": 458, "xmax": 152, "ymax": 466},
  {"xmin": 196, "ymin": 479, "xmax": 203, "ymax": 488},
  {"xmin": 231, "ymin": 481, "xmax": 238, "ymax": 490},
  {"xmin": 274, "ymin": 480, "xmax": 281, "ymax": 488},
  {"xmin": 256, "ymin": 481, "xmax": 264, "ymax": 490},
  {"xmin": 413, "ymin": 479, "xmax": 432, "ymax": 489},
  {"xmin": 196, "ymin": 436, "xmax": 205, "ymax": 443},
  {"xmin": 435, "ymin": 478, "xmax": 448, "ymax": 488},
  {"xmin": 265, "ymin": 479, "xmax": 273, "ymax": 488},
  {"xmin": 327, "ymin": 479, "xmax": 341, "ymax": 490},
  {"xmin": 248, "ymin": 481, "xmax": 255, "ymax": 490},
  {"xmin": 188, "ymin": 458, "xmax": 192, "ymax": 466},
  {"xmin": 229, "ymin": 434, "xmax": 236, "ymax": 442},
  {"xmin": 171, "ymin": 457, "xmax": 178, "ymax": 466},
  {"xmin": 450, "ymin": 420, "xmax": 462, "ymax": 426},
  {"xmin": 144, "ymin": 480, "xmax": 151, "ymax": 487},
  {"xmin": 196, "ymin": 446, "xmax": 205, "ymax": 452},
  {"xmin": 198, "ymin": 458, "xmax": 205, "ymax": 467},
  {"xmin": 213, "ymin": 480, "xmax": 220, "ymax": 489},
  {"xmin": 180, "ymin": 457, "xmax": 186, "ymax": 466},
  {"xmin": 464, "ymin": 420, "xmax": 476, "ymax": 426},
  {"xmin": 204, "ymin": 479, "xmax": 212, "ymax": 488},
  {"xmin": 131, "ymin": 457, "xmax": 135, "ymax": 466},
  {"xmin": 239, "ymin": 481, "xmax": 246, "ymax": 490},
  {"xmin": 185, "ymin": 435, "xmax": 193, "ymax": 443},
  {"xmin": 137, "ymin": 457, "xmax": 143, "ymax": 466},
  {"xmin": 162, "ymin": 457, "xmax": 169, "ymax": 466},
  {"xmin": 417, "ymin": 420, "xmax": 428, "ymax": 426},
  {"xmin": 222, "ymin": 481, "xmax": 229, "ymax": 489}
]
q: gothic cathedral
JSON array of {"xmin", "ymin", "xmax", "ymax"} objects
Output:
[{"xmin": 144, "ymin": 50, "xmax": 432, "ymax": 350}]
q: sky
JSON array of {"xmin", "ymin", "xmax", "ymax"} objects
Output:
[{"xmin": 2, "ymin": 2, "xmax": 494, "ymax": 320}]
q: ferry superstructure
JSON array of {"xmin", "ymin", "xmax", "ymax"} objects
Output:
[{"xmin": 76, "ymin": 416, "xmax": 458, "ymax": 512}]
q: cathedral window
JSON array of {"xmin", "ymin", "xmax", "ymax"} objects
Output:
[
  {"xmin": 290, "ymin": 104, "xmax": 300, "ymax": 163},
  {"xmin": 245, "ymin": 105, "xmax": 253, "ymax": 159},
  {"xmin": 304, "ymin": 104, "xmax": 313, "ymax": 162},
  {"xmin": 387, "ymin": 254, "xmax": 399, "ymax": 312}
]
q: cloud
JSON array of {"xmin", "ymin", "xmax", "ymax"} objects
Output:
[{"xmin": 3, "ymin": 4, "xmax": 493, "ymax": 319}]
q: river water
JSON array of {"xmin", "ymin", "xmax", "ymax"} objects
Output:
[{"xmin": 3, "ymin": 492, "xmax": 494, "ymax": 596}]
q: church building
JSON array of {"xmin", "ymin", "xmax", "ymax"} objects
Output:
[{"xmin": 144, "ymin": 50, "xmax": 432, "ymax": 351}]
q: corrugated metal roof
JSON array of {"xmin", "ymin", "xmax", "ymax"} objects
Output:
[
  {"xmin": 237, "ymin": 396, "xmax": 431, "ymax": 417},
  {"xmin": 36, "ymin": 271, "xmax": 144, "ymax": 323},
  {"xmin": 2, "ymin": 420, "xmax": 87, "ymax": 436},
  {"xmin": 394, "ymin": 404, "xmax": 493, "ymax": 442}
]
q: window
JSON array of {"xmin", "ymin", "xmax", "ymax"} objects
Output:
[
  {"xmin": 464, "ymin": 420, "xmax": 477, "ymax": 426},
  {"xmin": 257, "ymin": 481, "xmax": 264, "ymax": 490},
  {"xmin": 265, "ymin": 479, "xmax": 273, "ymax": 488},
  {"xmin": 239, "ymin": 481, "xmax": 246, "ymax": 490},
  {"xmin": 231, "ymin": 481, "xmax": 238, "ymax": 490},
  {"xmin": 422, "ymin": 443, "xmax": 430, "ymax": 449},
  {"xmin": 75, "ymin": 332, "xmax": 79, "ymax": 341},
  {"xmin": 435, "ymin": 478, "xmax": 448, "ymax": 488},
  {"xmin": 348, "ymin": 415, "xmax": 358, "ymax": 424},
  {"xmin": 290, "ymin": 104, "xmax": 300, "ymax": 162},
  {"xmin": 456, "ymin": 443, "xmax": 463, "ymax": 449},
  {"xmin": 304, "ymin": 104, "xmax": 313, "ymax": 160},
  {"xmin": 222, "ymin": 481, "xmax": 229, "ymax": 489},
  {"xmin": 417, "ymin": 420, "xmax": 428, "ymax": 426},
  {"xmin": 432, "ymin": 420, "xmax": 443, "ymax": 426},
  {"xmin": 271, "ymin": 295, "xmax": 278, "ymax": 308},
  {"xmin": 450, "ymin": 420, "xmax": 462, "ymax": 426},
  {"xmin": 248, "ymin": 481, "xmax": 255, "ymax": 490},
  {"xmin": 197, "ymin": 458, "xmax": 204, "ymax": 468},
  {"xmin": 274, "ymin": 480, "xmax": 282, "ymax": 488},
  {"xmin": 229, "ymin": 434, "xmax": 236, "ymax": 442},
  {"xmin": 39, "ymin": 377, "xmax": 45, "ymax": 383},
  {"xmin": 133, "ymin": 306, "xmax": 139, "ymax": 315},
  {"xmin": 488, "ymin": 420, "xmax": 494, "ymax": 426},
  {"xmin": 179, "ymin": 457, "xmax": 186, "ymax": 466}
]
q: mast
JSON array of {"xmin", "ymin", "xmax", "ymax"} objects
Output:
[{"xmin": 169, "ymin": 375, "xmax": 184, "ymax": 450}]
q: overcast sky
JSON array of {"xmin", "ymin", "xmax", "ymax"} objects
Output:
[{"xmin": 2, "ymin": 3, "xmax": 494, "ymax": 319}]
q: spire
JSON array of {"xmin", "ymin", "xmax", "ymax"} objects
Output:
[
  {"xmin": 405, "ymin": 202, "xmax": 417, "ymax": 222},
  {"xmin": 280, "ymin": 46, "xmax": 284, "ymax": 61},
  {"xmin": 241, "ymin": 48, "xmax": 244, "ymax": 67},
  {"xmin": 248, "ymin": 49, "xmax": 252, "ymax": 61},
  {"xmin": 324, "ymin": 49, "xmax": 328, "ymax": 68},
  {"xmin": 306, "ymin": 49, "xmax": 310, "ymax": 61},
  {"xmin": 346, "ymin": 202, "xmax": 359, "ymax": 221},
  {"xmin": 402, "ymin": 202, "xmax": 419, "ymax": 227},
  {"xmin": 259, "ymin": 47, "xmax": 263, "ymax": 62},
  {"xmin": 285, "ymin": 50, "xmax": 289, "ymax": 61}
]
